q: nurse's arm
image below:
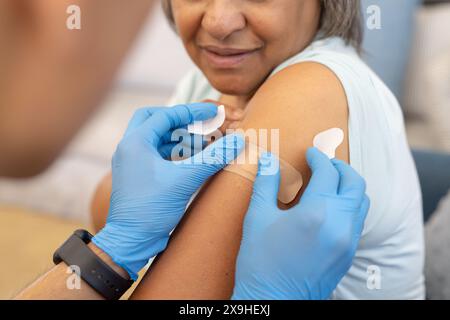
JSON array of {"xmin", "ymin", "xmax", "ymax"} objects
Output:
[{"xmin": 15, "ymin": 243, "xmax": 129, "ymax": 300}]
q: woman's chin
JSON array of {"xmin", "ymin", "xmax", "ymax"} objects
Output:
[{"xmin": 208, "ymin": 77, "xmax": 258, "ymax": 97}]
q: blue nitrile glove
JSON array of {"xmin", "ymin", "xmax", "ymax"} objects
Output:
[
  {"xmin": 92, "ymin": 103, "xmax": 244, "ymax": 280},
  {"xmin": 232, "ymin": 148, "xmax": 370, "ymax": 300}
]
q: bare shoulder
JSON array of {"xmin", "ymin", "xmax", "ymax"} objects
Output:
[
  {"xmin": 240, "ymin": 61, "xmax": 350, "ymax": 194},
  {"xmin": 243, "ymin": 61, "xmax": 349, "ymax": 133}
]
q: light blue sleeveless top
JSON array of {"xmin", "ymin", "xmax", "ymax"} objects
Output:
[{"xmin": 168, "ymin": 36, "xmax": 425, "ymax": 299}]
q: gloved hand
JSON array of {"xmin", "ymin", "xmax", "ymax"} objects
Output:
[
  {"xmin": 92, "ymin": 103, "xmax": 244, "ymax": 280},
  {"xmin": 232, "ymin": 148, "xmax": 370, "ymax": 300}
]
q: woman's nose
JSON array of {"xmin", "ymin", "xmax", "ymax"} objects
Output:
[{"xmin": 201, "ymin": 1, "xmax": 246, "ymax": 41}]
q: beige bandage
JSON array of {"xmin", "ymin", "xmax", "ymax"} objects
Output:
[
  {"xmin": 224, "ymin": 142, "xmax": 303, "ymax": 204},
  {"xmin": 222, "ymin": 128, "xmax": 345, "ymax": 204}
]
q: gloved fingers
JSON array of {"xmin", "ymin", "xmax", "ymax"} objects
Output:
[
  {"xmin": 251, "ymin": 152, "xmax": 282, "ymax": 207},
  {"xmin": 139, "ymin": 102, "xmax": 218, "ymax": 146},
  {"xmin": 161, "ymin": 129, "xmax": 205, "ymax": 148},
  {"xmin": 175, "ymin": 133, "xmax": 245, "ymax": 177},
  {"xmin": 160, "ymin": 132, "xmax": 207, "ymax": 161},
  {"xmin": 357, "ymin": 194, "xmax": 370, "ymax": 230},
  {"xmin": 158, "ymin": 142, "xmax": 179, "ymax": 160},
  {"xmin": 304, "ymin": 147, "xmax": 340, "ymax": 196},
  {"xmin": 160, "ymin": 129, "xmax": 183, "ymax": 145},
  {"xmin": 241, "ymin": 153, "xmax": 282, "ymax": 238},
  {"xmin": 124, "ymin": 107, "xmax": 166, "ymax": 137},
  {"xmin": 331, "ymin": 158, "xmax": 366, "ymax": 201}
]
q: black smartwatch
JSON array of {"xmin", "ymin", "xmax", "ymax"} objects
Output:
[{"xmin": 53, "ymin": 229, "xmax": 133, "ymax": 300}]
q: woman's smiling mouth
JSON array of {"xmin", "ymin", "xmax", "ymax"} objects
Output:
[{"xmin": 201, "ymin": 45, "xmax": 260, "ymax": 69}]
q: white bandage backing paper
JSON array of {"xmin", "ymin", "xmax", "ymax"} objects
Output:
[
  {"xmin": 313, "ymin": 128, "xmax": 344, "ymax": 159},
  {"xmin": 187, "ymin": 105, "xmax": 226, "ymax": 136}
]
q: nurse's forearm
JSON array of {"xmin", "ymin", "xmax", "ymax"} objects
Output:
[
  {"xmin": 130, "ymin": 171, "xmax": 254, "ymax": 299},
  {"xmin": 15, "ymin": 243, "xmax": 129, "ymax": 300}
]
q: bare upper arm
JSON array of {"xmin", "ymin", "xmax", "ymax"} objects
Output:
[{"xmin": 229, "ymin": 61, "xmax": 349, "ymax": 204}]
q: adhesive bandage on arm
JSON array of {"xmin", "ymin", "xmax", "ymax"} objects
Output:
[
  {"xmin": 224, "ymin": 142, "xmax": 304, "ymax": 205},
  {"xmin": 187, "ymin": 116, "xmax": 344, "ymax": 204},
  {"xmin": 223, "ymin": 127, "xmax": 345, "ymax": 204}
]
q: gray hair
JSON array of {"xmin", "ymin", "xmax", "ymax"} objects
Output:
[
  {"xmin": 319, "ymin": 0, "xmax": 363, "ymax": 51},
  {"xmin": 161, "ymin": 0, "xmax": 363, "ymax": 51}
]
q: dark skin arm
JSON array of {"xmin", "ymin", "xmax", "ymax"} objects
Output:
[{"xmin": 91, "ymin": 63, "xmax": 350, "ymax": 299}]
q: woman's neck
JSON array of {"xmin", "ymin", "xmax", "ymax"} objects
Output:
[{"xmin": 220, "ymin": 93, "xmax": 254, "ymax": 111}]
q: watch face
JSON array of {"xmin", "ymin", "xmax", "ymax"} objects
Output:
[
  {"xmin": 74, "ymin": 229, "xmax": 93, "ymax": 243},
  {"xmin": 54, "ymin": 230, "xmax": 91, "ymax": 265},
  {"xmin": 53, "ymin": 249, "xmax": 63, "ymax": 265}
]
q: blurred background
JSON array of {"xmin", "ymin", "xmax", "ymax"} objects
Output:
[{"xmin": 1, "ymin": 0, "xmax": 449, "ymax": 299}]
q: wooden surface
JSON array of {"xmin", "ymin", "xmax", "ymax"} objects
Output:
[
  {"xmin": 0, "ymin": 206, "xmax": 90, "ymax": 298},
  {"xmin": 0, "ymin": 206, "xmax": 147, "ymax": 299}
]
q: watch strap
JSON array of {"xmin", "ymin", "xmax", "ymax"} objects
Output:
[{"xmin": 53, "ymin": 230, "xmax": 133, "ymax": 300}]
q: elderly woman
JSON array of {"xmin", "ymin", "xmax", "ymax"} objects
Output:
[{"xmin": 92, "ymin": 0, "xmax": 425, "ymax": 299}]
